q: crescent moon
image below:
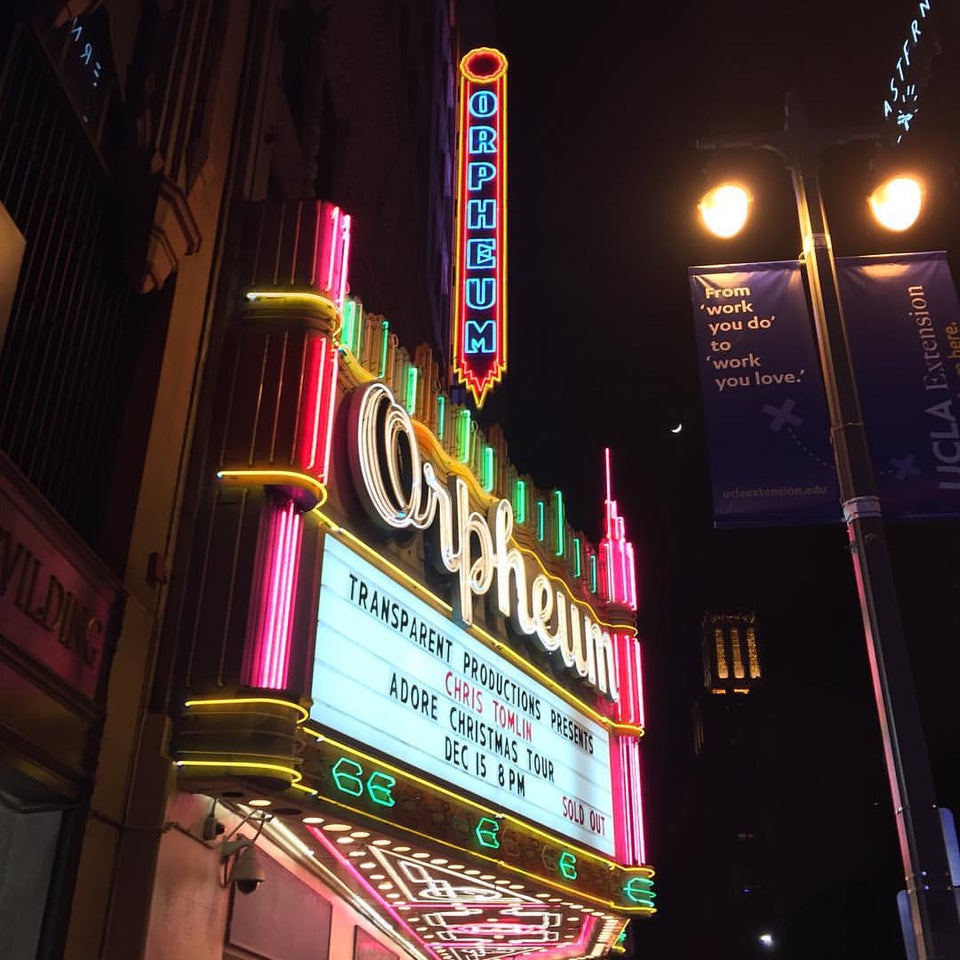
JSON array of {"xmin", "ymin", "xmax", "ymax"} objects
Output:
[{"xmin": 670, "ymin": 423, "xmax": 683, "ymax": 434}]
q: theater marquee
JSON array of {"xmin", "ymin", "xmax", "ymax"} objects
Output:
[{"xmin": 311, "ymin": 535, "xmax": 616, "ymax": 855}]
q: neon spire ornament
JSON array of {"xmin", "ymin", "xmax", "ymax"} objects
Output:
[
  {"xmin": 452, "ymin": 47, "xmax": 508, "ymax": 407},
  {"xmin": 599, "ymin": 448, "xmax": 638, "ymax": 611}
]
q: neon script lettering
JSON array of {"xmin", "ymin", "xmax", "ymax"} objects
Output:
[{"xmin": 347, "ymin": 382, "xmax": 619, "ymax": 701}]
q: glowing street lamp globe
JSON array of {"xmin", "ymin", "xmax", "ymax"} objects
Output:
[
  {"xmin": 698, "ymin": 183, "xmax": 752, "ymax": 238},
  {"xmin": 868, "ymin": 175, "xmax": 923, "ymax": 231}
]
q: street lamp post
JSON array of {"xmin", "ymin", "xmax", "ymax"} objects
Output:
[{"xmin": 700, "ymin": 94, "xmax": 960, "ymax": 960}]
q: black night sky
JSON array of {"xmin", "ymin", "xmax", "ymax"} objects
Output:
[{"xmin": 486, "ymin": 2, "xmax": 960, "ymax": 957}]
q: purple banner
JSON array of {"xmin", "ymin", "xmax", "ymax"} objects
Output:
[
  {"xmin": 839, "ymin": 251, "xmax": 960, "ymax": 520},
  {"xmin": 690, "ymin": 253, "xmax": 960, "ymax": 527},
  {"xmin": 689, "ymin": 261, "xmax": 839, "ymax": 527}
]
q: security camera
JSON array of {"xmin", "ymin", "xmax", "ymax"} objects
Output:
[
  {"xmin": 221, "ymin": 837, "xmax": 266, "ymax": 894},
  {"xmin": 230, "ymin": 846, "xmax": 266, "ymax": 894}
]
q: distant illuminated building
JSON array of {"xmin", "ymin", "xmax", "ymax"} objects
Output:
[
  {"xmin": 704, "ymin": 612, "xmax": 762, "ymax": 696},
  {"xmin": 686, "ymin": 611, "xmax": 780, "ymax": 958}
]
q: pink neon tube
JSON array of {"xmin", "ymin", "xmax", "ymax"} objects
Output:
[
  {"xmin": 249, "ymin": 499, "xmax": 301, "ymax": 689},
  {"xmin": 336, "ymin": 213, "xmax": 352, "ymax": 307}
]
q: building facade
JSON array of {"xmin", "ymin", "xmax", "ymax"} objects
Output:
[
  {"xmin": 0, "ymin": 2, "xmax": 652, "ymax": 958},
  {"xmin": 689, "ymin": 613, "xmax": 779, "ymax": 958}
]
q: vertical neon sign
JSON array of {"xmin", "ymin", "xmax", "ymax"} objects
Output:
[{"xmin": 453, "ymin": 47, "xmax": 508, "ymax": 407}]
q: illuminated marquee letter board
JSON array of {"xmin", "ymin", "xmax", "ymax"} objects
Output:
[
  {"xmin": 310, "ymin": 535, "xmax": 616, "ymax": 856},
  {"xmin": 452, "ymin": 47, "xmax": 508, "ymax": 407}
]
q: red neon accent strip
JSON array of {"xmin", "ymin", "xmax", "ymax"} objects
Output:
[
  {"xmin": 296, "ymin": 334, "xmax": 339, "ymax": 484},
  {"xmin": 299, "ymin": 335, "xmax": 327, "ymax": 474}
]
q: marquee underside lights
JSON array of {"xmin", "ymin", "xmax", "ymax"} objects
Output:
[
  {"xmin": 301, "ymin": 816, "xmax": 623, "ymax": 960},
  {"xmin": 453, "ymin": 47, "xmax": 508, "ymax": 407},
  {"xmin": 347, "ymin": 382, "xmax": 619, "ymax": 700}
]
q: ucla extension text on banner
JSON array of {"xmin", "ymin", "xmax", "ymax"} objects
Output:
[
  {"xmin": 690, "ymin": 253, "xmax": 960, "ymax": 527},
  {"xmin": 839, "ymin": 251, "xmax": 960, "ymax": 520},
  {"xmin": 689, "ymin": 261, "xmax": 839, "ymax": 527}
]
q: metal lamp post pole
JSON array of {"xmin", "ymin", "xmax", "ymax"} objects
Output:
[{"xmin": 782, "ymin": 94, "xmax": 960, "ymax": 960}]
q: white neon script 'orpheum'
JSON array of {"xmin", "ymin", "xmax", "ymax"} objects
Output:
[{"xmin": 347, "ymin": 382, "xmax": 619, "ymax": 701}]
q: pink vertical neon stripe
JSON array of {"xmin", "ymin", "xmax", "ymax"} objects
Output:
[
  {"xmin": 634, "ymin": 636, "xmax": 645, "ymax": 730},
  {"xmin": 271, "ymin": 506, "xmax": 301, "ymax": 687},
  {"xmin": 629, "ymin": 739, "xmax": 646, "ymax": 863},
  {"xmin": 336, "ymin": 213, "xmax": 352, "ymax": 307},
  {"xmin": 610, "ymin": 734, "xmax": 627, "ymax": 860},
  {"xmin": 612, "ymin": 737, "xmax": 647, "ymax": 866},
  {"xmin": 260, "ymin": 505, "xmax": 289, "ymax": 686},
  {"xmin": 325, "ymin": 206, "xmax": 338, "ymax": 294},
  {"xmin": 250, "ymin": 499, "xmax": 301, "ymax": 690},
  {"xmin": 315, "ymin": 204, "xmax": 333, "ymax": 298},
  {"xmin": 248, "ymin": 505, "xmax": 280, "ymax": 686}
]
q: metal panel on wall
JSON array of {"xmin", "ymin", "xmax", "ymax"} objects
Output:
[{"xmin": 227, "ymin": 852, "xmax": 332, "ymax": 960}]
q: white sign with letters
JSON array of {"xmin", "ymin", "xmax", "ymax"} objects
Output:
[{"xmin": 310, "ymin": 535, "xmax": 616, "ymax": 855}]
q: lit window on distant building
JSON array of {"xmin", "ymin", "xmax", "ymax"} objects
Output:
[
  {"xmin": 730, "ymin": 627, "xmax": 745, "ymax": 679},
  {"xmin": 747, "ymin": 626, "xmax": 761, "ymax": 679},
  {"xmin": 714, "ymin": 628, "xmax": 728, "ymax": 678}
]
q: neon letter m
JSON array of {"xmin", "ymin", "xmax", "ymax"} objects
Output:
[{"xmin": 465, "ymin": 320, "xmax": 496, "ymax": 354}]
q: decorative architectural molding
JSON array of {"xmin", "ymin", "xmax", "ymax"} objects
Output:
[{"xmin": 140, "ymin": 175, "xmax": 202, "ymax": 293}]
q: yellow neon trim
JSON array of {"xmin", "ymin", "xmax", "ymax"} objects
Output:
[
  {"xmin": 244, "ymin": 289, "xmax": 342, "ymax": 331},
  {"xmin": 217, "ymin": 469, "xmax": 328, "ymax": 506},
  {"xmin": 176, "ymin": 760, "xmax": 303, "ymax": 783},
  {"xmin": 184, "ymin": 697, "xmax": 310, "ymax": 724},
  {"xmin": 338, "ymin": 345, "xmax": 377, "ymax": 384},
  {"xmin": 308, "ymin": 734, "xmax": 654, "ymax": 881},
  {"xmin": 459, "ymin": 47, "xmax": 509, "ymax": 83},
  {"xmin": 308, "ymin": 520, "xmax": 643, "ymax": 735},
  {"xmin": 246, "ymin": 290, "xmax": 338, "ymax": 307},
  {"xmin": 311, "ymin": 521, "xmax": 452, "ymax": 615},
  {"xmin": 289, "ymin": 782, "xmax": 320, "ymax": 796}
]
